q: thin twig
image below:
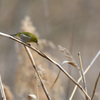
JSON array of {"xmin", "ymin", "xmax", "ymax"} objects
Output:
[
  {"xmin": 69, "ymin": 50, "xmax": 100, "ymax": 100},
  {"xmin": 0, "ymin": 32, "xmax": 91, "ymax": 100},
  {"xmin": 52, "ymin": 46, "xmax": 79, "ymax": 90},
  {"xmin": 0, "ymin": 75, "xmax": 6, "ymax": 100},
  {"xmin": 51, "ymin": 60, "xmax": 79, "ymax": 89},
  {"xmin": 78, "ymin": 52, "xmax": 88, "ymax": 100},
  {"xmin": 91, "ymin": 72, "xmax": 100, "ymax": 100},
  {"xmin": 51, "ymin": 70, "xmax": 60, "ymax": 89},
  {"xmin": 24, "ymin": 46, "xmax": 51, "ymax": 100},
  {"xmin": 51, "ymin": 46, "xmax": 79, "ymax": 89}
]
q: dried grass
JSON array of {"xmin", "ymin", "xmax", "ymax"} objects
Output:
[
  {"xmin": 15, "ymin": 16, "xmax": 63, "ymax": 100},
  {"xmin": 4, "ymin": 85, "xmax": 13, "ymax": 100},
  {"xmin": 0, "ymin": 16, "xmax": 99, "ymax": 100}
]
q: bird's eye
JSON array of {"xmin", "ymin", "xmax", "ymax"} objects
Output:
[{"xmin": 35, "ymin": 39, "xmax": 37, "ymax": 43}]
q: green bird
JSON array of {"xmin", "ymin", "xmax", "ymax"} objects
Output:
[{"xmin": 12, "ymin": 32, "xmax": 38, "ymax": 45}]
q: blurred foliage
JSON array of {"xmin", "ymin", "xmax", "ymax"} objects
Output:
[{"xmin": 15, "ymin": 16, "xmax": 64, "ymax": 100}]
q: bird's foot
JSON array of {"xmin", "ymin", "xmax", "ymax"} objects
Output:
[{"xmin": 27, "ymin": 43, "xmax": 31, "ymax": 46}]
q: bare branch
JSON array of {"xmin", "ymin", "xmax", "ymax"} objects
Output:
[
  {"xmin": 51, "ymin": 46, "xmax": 79, "ymax": 89},
  {"xmin": 51, "ymin": 60, "xmax": 79, "ymax": 89},
  {"xmin": 78, "ymin": 52, "xmax": 88, "ymax": 100},
  {"xmin": 24, "ymin": 46, "xmax": 51, "ymax": 100},
  {"xmin": 69, "ymin": 50, "xmax": 100, "ymax": 100},
  {"xmin": 0, "ymin": 75, "xmax": 6, "ymax": 100},
  {"xmin": 91, "ymin": 72, "xmax": 100, "ymax": 100},
  {"xmin": 0, "ymin": 32, "xmax": 91, "ymax": 100},
  {"xmin": 51, "ymin": 70, "xmax": 60, "ymax": 89}
]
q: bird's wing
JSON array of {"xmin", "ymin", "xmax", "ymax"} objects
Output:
[{"xmin": 20, "ymin": 34, "xmax": 31, "ymax": 42}]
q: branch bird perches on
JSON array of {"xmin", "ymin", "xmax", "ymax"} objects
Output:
[{"xmin": 0, "ymin": 32, "xmax": 91, "ymax": 100}]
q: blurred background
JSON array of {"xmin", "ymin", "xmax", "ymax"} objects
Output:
[{"xmin": 0, "ymin": 0, "xmax": 100, "ymax": 100}]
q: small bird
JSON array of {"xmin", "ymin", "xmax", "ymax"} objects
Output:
[{"xmin": 11, "ymin": 32, "xmax": 38, "ymax": 45}]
